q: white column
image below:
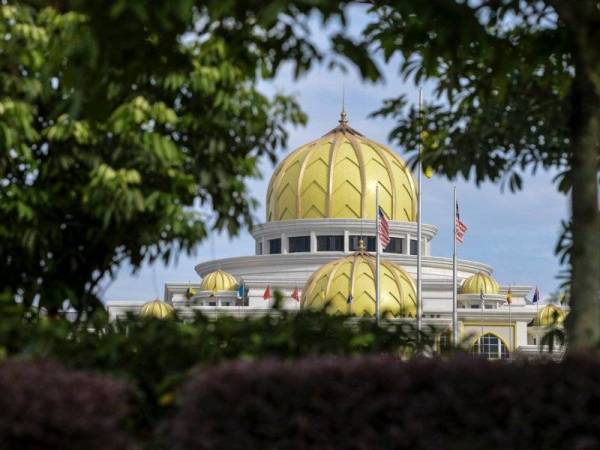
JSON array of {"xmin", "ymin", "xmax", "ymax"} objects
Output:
[
  {"xmin": 417, "ymin": 92, "xmax": 423, "ymax": 334},
  {"xmin": 281, "ymin": 232, "xmax": 287, "ymax": 254},
  {"xmin": 343, "ymin": 229, "xmax": 349, "ymax": 253},
  {"xmin": 310, "ymin": 231, "xmax": 317, "ymax": 253}
]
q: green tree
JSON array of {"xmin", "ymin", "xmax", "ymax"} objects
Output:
[
  {"xmin": 0, "ymin": 1, "xmax": 348, "ymax": 314},
  {"xmin": 345, "ymin": 1, "xmax": 599, "ymax": 350}
]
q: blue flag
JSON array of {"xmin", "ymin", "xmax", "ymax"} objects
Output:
[
  {"xmin": 237, "ymin": 283, "xmax": 245, "ymax": 300},
  {"xmin": 532, "ymin": 287, "xmax": 539, "ymax": 303}
]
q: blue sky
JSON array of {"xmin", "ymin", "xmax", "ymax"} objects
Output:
[{"xmin": 103, "ymin": 8, "xmax": 569, "ymax": 302}]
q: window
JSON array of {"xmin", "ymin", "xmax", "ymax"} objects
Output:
[
  {"xmin": 471, "ymin": 334, "xmax": 509, "ymax": 360},
  {"xmin": 384, "ymin": 237, "xmax": 404, "ymax": 254},
  {"xmin": 349, "ymin": 235, "xmax": 376, "ymax": 251},
  {"xmin": 471, "ymin": 304, "xmax": 480, "ymax": 309},
  {"xmin": 410, "ymin": 239, "xmax": 418, "ymax": 255},
  {"xmin": 208, "ymin": 301, "xmax": 216, "ymax": 307},
  {"xmin": 289, "ymin": 236, "xmax": 311, "ymax": 253},
  {"xmin": 269, "ymin": 238, "xmax": 281, "ymax": 254},
  {"xmin": 439, "ymin": 331, "xmax": 452, "ymax": 352},
  {"xmin": 317, "ymin": 235, "xmax": 343, "ymax": 251},
  {"xmin": 257, "ymin": 242, "xmax": 263, "ymax": 255}
]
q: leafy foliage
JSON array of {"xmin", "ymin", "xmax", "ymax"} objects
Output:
[
  {"xmin": 362, "ymin": 2, "xmax": 572, "ymax": 189},
  {"xmin": 0, "ymin": 1, "xmax": 356, "ymax": 313}
]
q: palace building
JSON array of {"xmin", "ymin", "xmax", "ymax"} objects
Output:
[{"xmin": 106, "ymin": 112, "xmax": 566, "ymax": 359}]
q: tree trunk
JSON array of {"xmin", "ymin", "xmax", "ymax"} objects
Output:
[{"xmin": 566, "ymin": 50, "xmax": 600, "ymax": 350}]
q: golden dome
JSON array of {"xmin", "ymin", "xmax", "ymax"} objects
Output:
[
  {"xmin": 266, "ymin": 116, "xmax": 417, "ymax": 222},
  {"xmin": 532, "ymin": 304, "xmax": 566, "ymax": 327},
  {"xmin": 200, "ymin": 269, "xmax": 238, "ymax": 292},
  {"xmin": 460, "ymin": 272, "xmax": 500, "ymax": 294},
  {"xmin": 140, "ymin": 300, "xmax": 174, "ymax": 319},
  {"xmin": 301, "ymin": 250, "xmax": 416, "ymax": 317}
]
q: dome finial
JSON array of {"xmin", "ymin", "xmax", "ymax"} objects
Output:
[{"xmin": 339, "ymin": 81, "xmax": 348, "ymax": 125}]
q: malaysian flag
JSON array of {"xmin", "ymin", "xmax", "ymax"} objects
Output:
[
  {"xmin": 378, "ymin": 207, "xmax": 391, "ymax": 249},
  {"xmin": 455, "ymin": 202, "xmax": 467, "ymax": 244}
]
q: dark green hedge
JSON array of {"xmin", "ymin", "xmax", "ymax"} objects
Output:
[
  {"xmin": 0, "ymin": 359, "xmax": 131, "ymax": 450},
  {"xmin": 167, "ymin": 355, "xmax": 600, "ymax": 450}
]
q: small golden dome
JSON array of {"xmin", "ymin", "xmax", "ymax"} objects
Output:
[
  {"xmin": 301, "ymin": 251, "xmax": 416, "ymax": 317},
  {"xmin": 532, "ymin": 304, "xmax": 566, "ymax": 327},
  {"xmin": 200, "ymin": 269, "xmax": 238, "ymax": 292},
  {"xmin": 266, "ymin": 118, "xmax": 417, "ymax": 222},
  {"xmin": 140, "ymin": 300, "xmax": 174, "ymax": 319},
  {"xmin": 460, "ymin": 272, "xmax": 500, "ymax": 294}
]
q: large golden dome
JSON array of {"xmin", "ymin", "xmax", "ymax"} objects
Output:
[
  {"xmin": 460, "ymin": 272, "xmax": 500, "ymax": 295},
  {"xmin": 301, "ymin": 249, "xmax": 416, "ymax": 317},
  {"xmin": 266, "ymin": 114, "xmax": 417, "ymax": 222}
]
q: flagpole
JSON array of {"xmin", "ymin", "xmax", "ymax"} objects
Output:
[
  {"xmin": 417, "ymin": 88, "xmax": 423, "ymax": 337},
  {"xmin": 535, "ymin": 289, "xmax": 539, "ymax": 346},
  {"xmin": 452, "ymin": 186, "xmax": 458, "ymax": 346},
  {"xmin": 509, "ymin": 290, "xmax": 512, "ymax": 357},
  {"xmin": 375, "ymin": 185, "xmax": 381, "ymax": 325}
]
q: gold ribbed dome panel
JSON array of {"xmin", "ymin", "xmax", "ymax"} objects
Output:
[
  {"xmin": 460, "ymin": 272, "xmax": 500, "ymax": 294},
  {"xmin": 533, "ymin": 304, "xmax": 566, "ymax": 327},
  {"xmin": 301, "ymin": 252, "xmax": 416, "ymax": 318},
  {"xmin": 200, "ymin": 269, "xmax": 238, "ymax": 292},
  {"xmin": 140, "ymin": 300, "xmax": 174, "ymax": 319},
  {"xmin": 266, "ymin": 120, "xmax": 417, "ymax": 222}
]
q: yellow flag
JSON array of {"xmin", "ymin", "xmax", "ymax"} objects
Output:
[
  {"xmin": 423, "ymin": 166, "xmax": 433, "ymax": 178},
  {"xmin": 506, "ymin": 287, "xmax": 513, "ymax": 305}
]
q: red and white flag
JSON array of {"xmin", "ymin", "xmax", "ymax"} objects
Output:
[
  {"xmin": 378, "ymin": 207, "xmax": 391, "ymax": 249},
  {"xmin": 455, "ymin": 202, "xmax": 467, "ymax": 244},
  {"xmin": 263, "ymin": 286, "xmax": 271, "ymax": 300},
  {"xmin": 291, "ymin": 287, "xmax": 300, "ymax": 302}
]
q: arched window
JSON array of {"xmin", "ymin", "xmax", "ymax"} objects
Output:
[{"xmin": 471, "ymin": 333, "xmax": 509, "ymax": 360}]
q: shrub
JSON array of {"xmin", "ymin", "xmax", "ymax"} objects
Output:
[
  {"xmin": 0, "ymin": 359, "xmax": 131, "ymax": 450},
  {"xmin": 167, "ymin": 355, "xmax": 600, "ymax": 450},
  {"xmin": 0, "ymin": 295, "xmax": 430, "ymax": 436}
]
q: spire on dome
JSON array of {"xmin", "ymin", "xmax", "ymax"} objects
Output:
[
  {"xmin": 339, "ymin": 81, "xmax": 348, "ymax": 125},
  {"xmin": 339, "ymin": 109, "xmax": 348, "ymax": 125}
]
